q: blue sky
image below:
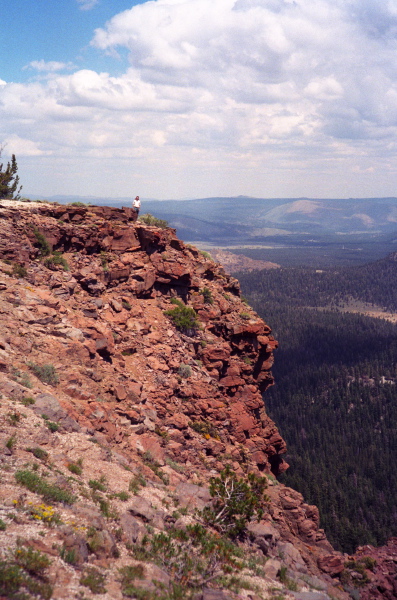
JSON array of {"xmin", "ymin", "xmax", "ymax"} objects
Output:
[
  {"xmin": 2, "ymin": 0, "xmax": 397, "ymax": 200},
  {"xmin": 2, "ymin": 0, "xmax": 145, "ymax": 82}
]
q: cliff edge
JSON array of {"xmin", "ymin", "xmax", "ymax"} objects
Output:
[{"xmin": 0, "ymin": 201, "xmax": 394, "ymax": 600}]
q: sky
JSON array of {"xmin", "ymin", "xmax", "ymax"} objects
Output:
[{"xmin": 2, "ymin": 0, "xmax": 397, "ymax": 200}]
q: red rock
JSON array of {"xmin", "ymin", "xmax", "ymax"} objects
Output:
[
  {"xmin": 219, "ymin": 374, "xmax": 245, "ymax": 387},
  {"xmin": 114, "ymin": 385, "xmax": 127, "ymax": 400},
  {"xmin": 317, "ymin": 555, "xmax": 345, "ymax": 575},
  {"xmin": 251, "ymin": 450, "xmax": 268, "ymax": 465},
  {"xmin": 165, "ymin": 413, "xmax": 190, "ymax": 429}
]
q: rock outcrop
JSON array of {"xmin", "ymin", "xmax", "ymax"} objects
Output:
[{"xmin": 0, "ymin": 200, "xmax": 393, "ymax": 600}]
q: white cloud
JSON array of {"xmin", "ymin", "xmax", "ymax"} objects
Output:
[
  {"xmin": 24, "ymin": 60, "xmax": 74, "ymax": 73},
  {"xmin": 77, "ymin": 0, "xmax": 99, "ymax": 11},
  {"xmin": 3, "ymin": 0, "xmax": 397, "ymax": 198},
  {"xmin": 2, "ymin": 135, "xmax": 50, "ymax": 157}
]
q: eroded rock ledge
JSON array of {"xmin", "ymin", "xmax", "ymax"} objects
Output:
[{"xmin": 0, "ymin": 200, "xmax": 286, "ymax": 475}]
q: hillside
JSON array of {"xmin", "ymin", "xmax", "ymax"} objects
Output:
[
  {"xmin": 237, "ymin": 260, "xmax": 397, "ymax": 555},
  {"xmin": 0, "ymin": 201, "xmax": 395, "ymax": 600}
]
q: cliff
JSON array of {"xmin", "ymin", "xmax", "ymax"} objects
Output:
[{"xmin": 0, "ymin": 200, "xmax": 395, "ymax": 600}]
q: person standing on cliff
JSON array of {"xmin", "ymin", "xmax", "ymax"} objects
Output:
[{"xmin": 133, "ymin": 196, "xmax": 141, "ymax": 216}]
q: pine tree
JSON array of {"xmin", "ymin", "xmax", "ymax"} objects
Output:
[{"xmin": 0, "ymin": 150, "xmax": 22, "ymax": 199}]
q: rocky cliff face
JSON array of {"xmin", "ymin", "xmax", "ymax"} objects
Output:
[{"xmin": 0, "ymin": 200, "xmax": 394, "ymax": 600}]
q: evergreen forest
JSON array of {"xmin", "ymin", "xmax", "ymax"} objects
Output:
[{"xmin": 237, "ymin": 252, "xmax": 397, "ymax": 554}]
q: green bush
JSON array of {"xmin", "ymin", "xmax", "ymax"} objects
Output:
[
  {"xmin": 46, "ymin": 421, "xmax": 59, "ymax": 433},
  {"xmin": 60, "ymin": 546, "xmax": 77, "ymax": 565},
  {"xmin": 27, "ymin": 362, "xmax": 59, "ymax": 386},
  {"xmin": 29, "ymin": 447, "xmax": 49, "ymax": 461},
  {"xmin": 178, "ymin": 363, "xmax": 192, "ymax": 379},
  {"xmin": 201, "ymin": 465, "xmax": 269, "ymax": 538},
  {"xmin": 189, "ymin": 420, "xmax": 219, "ymax": 440},
  {"xmin": 114, "ymin": 491, "xmax": 130, "ymax": 501},
  {"xmin": 8, "ymin": 411, "xmax": 20, "ymax": 425},
  {"xmin": 129, "ymin": 473, "xmax": 146, "ymax": 494},
  {"xmin": 139, "ymin": 213, "xmax": 169, "ymax": 228},
  {"xmin": 0, "ymin": 546, "xmax": 54, "ymax": 600},
  {"xmin": 44, "ymin": 251, "xmax": 69, "ymax": 271},
  {"xmin": 15, "ymin": 469, "xmax": 76, "ymax": 504},
  {"xmin": 132, "ymin": 524, "xmax": 245, "ymax": 594},
  {"xmin": 80, "ymin": 567, "xmax": 107, "ymax": 594},
  {"xmin": 0, "ymin": 562, "xmax": 24, "ymax": 597},
  {"xmin": 5, "ymin": 434, "xmax": 17, "ymax": 450},
  {"xmin": 12, "ymin": 263, "xmax": 27, "ymax": 278},
  {"xmin": 164, "ymin": 299, "xmax": 200, "ymax": 336},
  {"xmin": 89, "ymin": 477, "xmax": 107, "ymax": 492},
  {"xmin": 14, "ymin": 546, "xmax": 51, "ymax": 576},
  {"xmin": 201, "ymin": 287, "xmax": 213, "ymax": 304},
  {"xmin": 32, "ymin": 228, "xmax": 52, "ymax": 257},
  {"xmin": 21, "ymin": 396, "xmax": 35, "ymax": 406},
  {"xmin": 67, "ymin": 459, "xmax": 83, "ymax": 475}
]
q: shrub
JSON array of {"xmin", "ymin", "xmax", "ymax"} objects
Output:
[
  {"xmin": 60, "ymin": 546, "xmax": 77, "ymax": 565},
  {"xmin": 89, "ymin": 477, "xmax": 107, "ymax": 492},
  {"xmin": 189, "ymin": 420, "xmax": 219, "ymax": 440},
  {"xmin": 80, "ymin": 567, "xmax": 107, "ymax": 594},
  {"xmin": 29, "ymin": 503, "xmax": 62, "ymax": 526},
  {"xmin": 14, "ymin": 546, "xmax": 51, "ymax": 575},
  {"xmin": 17, "ymin": 372, "xmax": 32, "ymax": 388},
  {"xmin": 139, "ymin": 213, "xmax": 169, "ymax": 228},
  {"xmin": 164, "ymin": 298, "xmax": 200, "ymax": 336},
  {"xmin": 5, "ymin": 434, "xmax": 17, "ymax": 450},
  {"xmin": 100, "ymin": 250, "xmax": 109, "ymax": 272},
  {"xmin": 114, "ymin": 491, "xmax": 130, "ymax": 501},
  {"xmin": 12, "ymin": 263, "xmax": 27, "ymax": 278},
  {"xmin": 67, "ymin": 459, "xmax": 83, "ymax": 476},
  {"xmin": 15, "ymin": 469, "xmax": 76, "ymax": 504},
  {"xmin": 21, "ymin": 396, "xmax": 35, "ymax": 406},
  {"xmin": 129, "ymin": 473, "xmax": 146, "ymax": 494},
  {"xmin": 201, "ymin": 465, "xmax": 269, "ymax": 538},
  {"xmin": 27, "ymin": 362, "xmax": 59, "ymax": 386},
  {"xmin": 46, "ymin": 421, "xmax": 59, "ymax": 433},
  {"xmin": 44, "ymin": 251, "xmax": 69, "ymax": 271},
  {"xmin": 29, "ymin": 447, "xmax": 48, "ymax": 461},
  {"xmin": 239, "ymin": 312, "xmax": 251, "ymax": 320},
  {"xmin": 8, "ymin": 411, "xmax": 20, "ymax": 425},
  {"xmin": 32, "ymin": 228, "xmax": 51, "ymax": 257},
  {"xmin": 118, "ymin": 565, "xmax": 149, "ymax": 598},
  {"xmin": 361, "ymin": 556, "xmax": 377, "ymax": 571},
  {"xmin": 178, "ymin": 363, "xmax": 192, "ymax": 379},
  {"xmin": 132, "ymin": 524, "xmax": 245, "ymax": 593},
  {"xmin": 201, "ymin": 287, "xmax": 213, "ymax": 304},
  {"xmin": 0, "ymin": 519, "xmax": 6, "ymax": 531},
  {"xmin": 200, "ymin": 250, "xmax": 212, "ymax": 260},
  {"xmin": 279, "ymin": 566, "xmax": 298, "ymax": 591},
  {"xmin": 0, "ymin": 562, "xmax": 24, "ymax": 597}
]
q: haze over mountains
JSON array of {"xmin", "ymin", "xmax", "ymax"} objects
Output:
[{"xmin": 32, "ymin": 196, "xmax": 397, "ymax": 242}]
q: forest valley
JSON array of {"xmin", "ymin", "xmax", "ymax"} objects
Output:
[{"xmin": 238, "ymin": 252, "xmax": 397, "ymax": 554}]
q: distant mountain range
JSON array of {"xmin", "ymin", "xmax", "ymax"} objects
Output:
[{"xmin": 30, "ymin": 195, "xmax": 397, "ymax": 243}]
